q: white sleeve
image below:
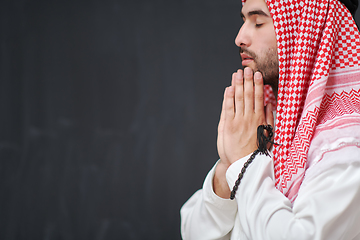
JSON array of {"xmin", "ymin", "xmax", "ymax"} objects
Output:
[
  {"xmin": 180, "ymin": 161, "xmax": 238, "ymax": 240},
  {"xmin": 226, "ymin": 145, "xmax": 360, "ymax": 240}
]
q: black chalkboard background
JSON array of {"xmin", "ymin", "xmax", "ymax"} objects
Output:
[
  {"xmin": 1, "ymin": 0, "xmax": 359, "ymax": 239},
  {"xmin": 0, "ymin": 0, "xmax": 241, "ymax": 239}
]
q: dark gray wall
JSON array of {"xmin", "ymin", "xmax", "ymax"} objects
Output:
[
  {"xmin": 0, "ymin": 0, "xmax": 241, "ymax": 239},
  {"xmin": 1, "ymin": 0, "xmax": 359, "ymax": 239}
]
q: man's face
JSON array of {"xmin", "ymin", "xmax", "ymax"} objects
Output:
[{"xmin": 235, "ymin": 0, "xmax": 279, "ymax": 91}]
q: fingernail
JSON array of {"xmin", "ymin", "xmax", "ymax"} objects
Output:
[
  {"xmin": 244, "ymin": 67, "xmax": 252, "ymax": 76},
  {"xmin": 228, "ymin": 86, "xmax": 234, "ymax": 92},
  {"xmin": 254, "ymin": 71, "xmax": 262, "ymax": 80},
  {"xmin": 236, "ymin": 71, "xmax": 243, "ymax": 81}
]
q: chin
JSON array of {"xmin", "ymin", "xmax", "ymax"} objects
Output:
[{"xmin": 242, "ymin": 63, "xmax": 257, "ymax": 71}]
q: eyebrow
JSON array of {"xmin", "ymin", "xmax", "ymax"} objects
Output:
[{"xmin": 240, "ymin": 9, "xmax": 270, "ymax": 19}]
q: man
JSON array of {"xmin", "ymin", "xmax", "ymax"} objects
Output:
[{"xmin": 181, "ymin": 0, "xmax": 360, "ymax": 239}]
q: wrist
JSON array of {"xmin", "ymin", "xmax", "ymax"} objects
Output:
[{"xmin": 213, "ymin": 161, "xmax": 231, "ymax": 198}]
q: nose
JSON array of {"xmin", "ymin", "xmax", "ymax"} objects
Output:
[{"xmin": 235, "ymin": 24, "xmax": 250, "ymax": 47}]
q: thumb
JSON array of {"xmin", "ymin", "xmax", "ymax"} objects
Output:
[{"xmin": 266, "ymin": 103, "xmax": 274, "ymax": 129}]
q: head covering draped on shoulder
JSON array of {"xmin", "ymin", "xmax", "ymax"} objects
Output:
[{"xmin": 243, "ymin": 0, "xmax": 360, "ymax": 202}]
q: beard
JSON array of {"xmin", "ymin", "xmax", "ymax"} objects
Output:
[{"xmin": 240, "ymin": 47, "xmax": 279, "ymax": 90}]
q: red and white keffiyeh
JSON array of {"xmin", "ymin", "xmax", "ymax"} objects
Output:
[{"xmin": 246, "ymin": 0, "xmax": 360, "ymax": 201}]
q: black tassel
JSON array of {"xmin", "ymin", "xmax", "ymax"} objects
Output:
[
  {"xmin": 256, "ymin": 124, "xmax": 275, "ymax": 157},
  {"xmin": 230, "ymin": 124, "xmax": 276, "ymax": 200}
]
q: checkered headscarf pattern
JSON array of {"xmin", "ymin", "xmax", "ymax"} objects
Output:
[
  {"xmin": 263, "ymin": 85, "xmax": 276, "ymax": 110},
  {"xmin": 243, "ymin": 0, "xmax": 360, "ymax": 201}
]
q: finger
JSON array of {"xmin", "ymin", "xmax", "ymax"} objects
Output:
[
  {"xmin": 231, "ymin": 72, "xmax": 236, "ymax": 87},
  {"xmin": 217, "ymin": 89, "xmax": 227, "ymax": 158},
  {"xmin": 218, "ymin": 88, "xmax": 227, "ymax": 133},
  {"xmin": 224, "ymin": 86, "xmax": 235, "ymax": 120},
  {"xmin": 234, "ymin": 69, "xmax": 244, "ymax": 116},
  {"xmin": 243, "ymin": 67, "xmax": 254, "ymax": 114},
  {"xmin": 254, "ymin": 71, "xmax": 264, "ymax": 115},
  {"xmin": 266, "ymin": 103, "xmax": 275, "ymax": 149},
  {"xmin": 266, "ymin": 103, "xmax": 274, "ymax": 129}
]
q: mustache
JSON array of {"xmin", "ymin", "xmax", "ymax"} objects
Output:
[{"xmin": 239, "ymin": 47, "xmax": 256, "ymax": 59}]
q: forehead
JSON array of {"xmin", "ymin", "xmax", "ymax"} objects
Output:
[{"xmin": 241, "ymin": 0, "xmax": 271, "ymax": 17}]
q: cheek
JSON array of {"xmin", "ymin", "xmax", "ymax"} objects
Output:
[
  {"xmin": 269, "ymin": 36, "xmax": 277, "ymax": 50},
  {"xmin": 262, "ymin": 25, "xmax": 277, "ymax": 49},
  {"xmin": 269, "ymin": 30, "xmax": 277, "ymax": 49}
]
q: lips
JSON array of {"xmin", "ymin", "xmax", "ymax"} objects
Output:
[
  {"xmin": 240, "ymin": 53, "xmax": 253, "ymax": 61},
  {"xmin": 240, "ymin": 53, "xmax": 254, "ymax": 66}
]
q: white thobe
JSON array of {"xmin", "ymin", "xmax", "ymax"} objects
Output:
[{"xmin": 181, "ymin": 146, "xmax": 360, "ymax": 240}]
